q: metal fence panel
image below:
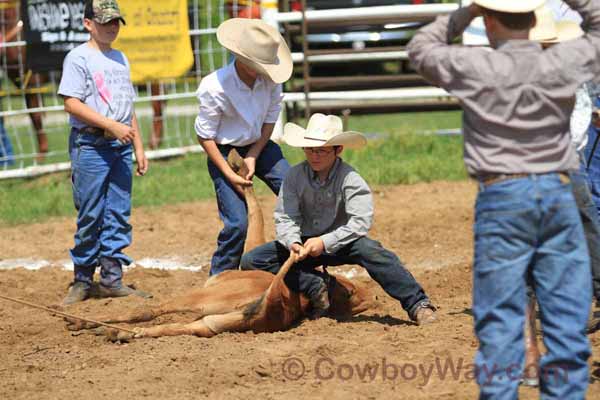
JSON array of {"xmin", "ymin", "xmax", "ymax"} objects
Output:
[
  {"xmin": 0, "ymin": 1, "xmax": 457, "ymax": 179},
  {"xmin": 0, "ymin": 0, "xmax": 233, "ymax": 178}
]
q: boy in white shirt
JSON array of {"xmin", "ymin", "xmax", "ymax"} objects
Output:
[{"xmin": 195, "ymin": 19, "xmax": 292, "ymax": 276}]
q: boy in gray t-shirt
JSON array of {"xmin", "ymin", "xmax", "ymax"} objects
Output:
[{"xmin": 58, "ymin": 0, "xmax": 150, "ymax": 305}]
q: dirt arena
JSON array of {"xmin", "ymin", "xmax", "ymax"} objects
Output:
[{"xmin": 1, "ymin": 181, "xmax": 599, "ymax": 399}]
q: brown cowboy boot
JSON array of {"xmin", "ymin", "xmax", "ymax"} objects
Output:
[
  {"xmin": 414, "ymin": 301, "xmax": 437, "ymax": 325},
  {"xmin": 63, "ymin": 282, "xmax": 90, "ymax": 305},
  {"xmin": 96, "ymin": 283, "xmax": 153, "ymax": 299}
]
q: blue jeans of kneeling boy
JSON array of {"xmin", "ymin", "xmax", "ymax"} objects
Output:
[
  {"xmin": 207, "ymin": 140, "xmax": 289, "ymax": 276},
  {"xmin": 473, "ymin": 173, "xmax": 591, "ymax": 400},
  {"xmin": 70, "ymin": 131, "xmax": 135, "ymax": 289},
  {"xmin": 240, "ymin": 236, "xmax": 431, "ymax": 320}
]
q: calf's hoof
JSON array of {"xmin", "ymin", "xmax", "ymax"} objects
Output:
[
  {"xmin": 105, "ymin": 327, "xmax": 143, "ymax": 342},
  {"xmin": 64, "ymin": 317, "xmax": 99, "ymax": 331}
]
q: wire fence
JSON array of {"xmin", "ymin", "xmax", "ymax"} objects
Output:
[
  {"xmin": 0, "ymin": 1, "xmax": 458, "ymax": 179},
  {"xmin": 0, "ymin": 0, "xmax": 234, "ymax": 177}
]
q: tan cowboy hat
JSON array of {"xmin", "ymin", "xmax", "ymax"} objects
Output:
[
  {"xmin": 474, "ymin": 0, "xmax": 545, "ymax": 13},
  {"xmin": 217, "ymin": 18, "xmax": 293, "ymax": 84},
  {"xmin": 283, "ymin": 114, "xmax": 367, "ymax": 149},
  {"xmin": 530, "ymin": 6, "xmax": 583, "ymax": 43}
]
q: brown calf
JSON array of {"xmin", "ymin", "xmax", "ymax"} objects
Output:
[{"xmin": 66, "ymin": 149, "xmax": 373, "ymax": 340}]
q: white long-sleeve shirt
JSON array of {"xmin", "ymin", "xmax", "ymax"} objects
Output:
[{"xmin": 194, "ymin": 62, "xmax": 283, "ymax": 146}]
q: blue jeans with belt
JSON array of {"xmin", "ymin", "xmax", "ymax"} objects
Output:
[
  {"xmin": 240, "ymin": 236, "xmax": 432, "ymax": 320},
  {"xmin": 473, "ymin": 173, "xmax": 591, "ymax": 400},
  {"xmin": 70, "ymin": 129, "xmax": 134, "ymax": 288},
  {"xmin": 207, "ymin": 140, "xmax": 289, "ymax": 275}
]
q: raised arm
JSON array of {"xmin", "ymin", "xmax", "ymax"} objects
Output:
[
  {"xmin": 407, "ymin": 5, "xmax": 480, "ymax": 88},
  {"xmin": 563, "ymin": 0, "xmax": 600, "ymax": 38}
]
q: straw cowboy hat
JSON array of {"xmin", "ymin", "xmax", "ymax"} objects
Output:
[
  {"xmin": 283, "ymin": 114, "xmax": 367, "ymax": 149},
  {"xmin": 473, "ymin": 0, "xmax": 545, "ymax": 13},
  {"xmin": 217, "ymin": 18, "xmax": 293, "ymax": 84},
  {"xmin": 530, "ymin": 6, "xmax": 584, "ymax": 43}
]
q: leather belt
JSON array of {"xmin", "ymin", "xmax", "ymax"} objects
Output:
[
  {"xmin": 479, "ymin": 172, "xmax": 570, "ymax": 187},
  {"xmin": 78, "ymin": 127, "xmax": 115, "ymax": 139}
]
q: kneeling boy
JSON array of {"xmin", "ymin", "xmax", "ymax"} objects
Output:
[{"xmin": 241, "ymin": 114, "xmax": 437, "ymax": 324}]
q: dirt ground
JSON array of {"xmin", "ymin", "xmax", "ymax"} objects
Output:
[{"xmin": 1, "ymin": 181, "xmax": 599, "ymax": 399}]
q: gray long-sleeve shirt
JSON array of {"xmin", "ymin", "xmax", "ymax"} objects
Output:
[
  {"xmin": 407, "ymin": 0, "xmax": 600, "ymax": 176},
  {"xmin": 274, "ymin": 158, "xmax": 373, "ymax": 254}
]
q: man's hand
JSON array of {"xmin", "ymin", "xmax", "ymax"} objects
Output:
[
  {"xmin": 243, "ymin": 156, "xmax": 256, "ymax": 181},
  {"xmin": 290, "ymin": 242, "xmax": 309, "ymax": 261},
  {"xmin": 303, "ymin": 237, "xmax": 325, "ymax": 258},
  {"xmin": 135, "ymin": 148, "xmax": 148, "ymax": 176},
  {"xmin": 109, "ymin": 121, "xmax": 136, "ymax": 144}
]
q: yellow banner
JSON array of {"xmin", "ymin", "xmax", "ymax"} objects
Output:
[{"xmin": 114, "ymin": 0, "xmax": 193, "ymax": 84}]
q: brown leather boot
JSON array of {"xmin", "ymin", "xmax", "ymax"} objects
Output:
[
  {"xmin": 97, "ymin": 284, "xmax": 152, "ymax": 299},
  {"xmin": 63, "ymin": 282, "xmax": 90, "ymax": 305},
  {"xmin": 415, "ymin": 302, "xmax": 437, "ymax": 325}
]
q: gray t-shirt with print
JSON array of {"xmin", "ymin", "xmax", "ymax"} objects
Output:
[{"xmin": 58, "ymin": 43, "xmax": 135, "ymax": 130}]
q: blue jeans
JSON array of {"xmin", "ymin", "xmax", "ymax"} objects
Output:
[
  {"xmin": 207, "ymin": 140, "xmax": 289, "ymax": 275},
  {"xmin": 0, "ymin": 117, "xmax": 14, "ymax": 166},
  {"xmin": 585, "ymin": 120, "xmax": 600, "ymax": 301},
  {"xmin": 240, "ymin": 236, "xmax": 431, "ymax": 320},
  {"xmin": 473, "ymin": 173, "xmax": 591, "ymax": 400},
  {"xmin": 571, "ymin": 156, "xmax": 600, "ymax": 302},
  {"xmin": 70, "ymin": 131, "xmax": 134, "ymax": 288},
  {"xmin": 68, "ymin": 130, "xmax": 80, "ymax": 210}
]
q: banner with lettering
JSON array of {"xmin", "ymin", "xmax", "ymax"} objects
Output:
[
  {"xmin": 21, "ymin": 0, "xmax": 89, "ymax": 72},
  {"xmin": 113, "ymin": 0, "xmax": 193, "ymax": 83}
]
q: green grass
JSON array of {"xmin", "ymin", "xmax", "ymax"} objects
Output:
[{"xmin": 0, "ymin": 110, "xmax": 467, "ymax": 226}]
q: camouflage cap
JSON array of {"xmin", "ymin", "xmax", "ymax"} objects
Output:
[{"xmin": 84, "ymin": 0, "xmax": 126, "ymax": 25}]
